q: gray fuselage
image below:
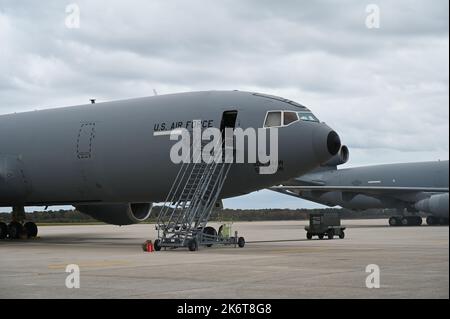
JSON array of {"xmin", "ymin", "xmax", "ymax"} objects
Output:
[{"xmin": 0, "ymin": 91, "xmax": 338, "ymax": 208}]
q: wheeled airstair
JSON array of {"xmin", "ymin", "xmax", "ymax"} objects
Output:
[{"xmin": 155, "ymin": 129, "xmax": 243, "ymax": 251}]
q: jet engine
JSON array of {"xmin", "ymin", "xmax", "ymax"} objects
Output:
[
  {"xmin": 415, "ymin": 193, "xmax": 449, "ymax": 217},
  {"xmin": 75, "ymin": 203, "xmax": 153, "ymax": 225},
  {"xmin": 322, "ymin": 145, "xmax": 349, "ymax": 167}
]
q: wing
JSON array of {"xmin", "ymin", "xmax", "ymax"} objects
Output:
[{"xmin": 270, "ymin": 186, "xmax": 449, "ymax": 194}]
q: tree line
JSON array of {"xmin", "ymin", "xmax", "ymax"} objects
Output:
[{"xmin": 0, "ymin": 207, "xmax": 395, "ymax": 224}]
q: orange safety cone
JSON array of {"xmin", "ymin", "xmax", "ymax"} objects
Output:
[
  {"xmin": 142, "ymin": 240, "xmax": 154, "ymax": 252},
  {"xmin": 147, "ymin": 241, "xmax": 154, "ymax": 252}
]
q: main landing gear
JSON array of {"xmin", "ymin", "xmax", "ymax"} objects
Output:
[
  {"xmin": 388, "ymin": 216, "xmax": 423, "ymax": 227},
  {"xmin": 389, "ymin": 215, "xmax": 449, "ymax": 226},
  {"xmin": 426, "ymin": 216, "xmax": 449, "ymax": 226},
  {"xmin": 0, "ymin": 221, "xmax": 38, "ymax": 239},
  {"xmin": 0, "ymin": 206, "xmax": 38, "ymax": 240}
]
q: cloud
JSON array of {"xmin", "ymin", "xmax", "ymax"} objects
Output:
[{"xmin": 0, "ymin": 0, "xmax": 448, "ymax": 209}]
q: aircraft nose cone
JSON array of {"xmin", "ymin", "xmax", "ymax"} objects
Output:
[{"xmin": 313, "ymin": 125, "xmax": 341, "ymax": 163}]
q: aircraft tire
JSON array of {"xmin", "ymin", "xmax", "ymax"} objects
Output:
[
  {"xmin": 306, "ymin": 232, "xmax": 313, "ymax": 240},
  {"xmin": 8, "ymin": 221, "xmax": 23, "ymax": 239},
  {"xmin": 327, "ymin": 230, "xmax": 334, "ymax": 240},
  {"xmin": 389, "ymin": 217, "xmax": 400, "ymax": 227},
  {"xmin": 339, "ymin": 231, "xmax": 345, "ymax": 239},
  {"xmin": 415, "ymin": 216, "xmax": 423, "ymax": 226},
  {"xmin": 401, "ymin": 217, "xmax": 409, "ymax": 226},
  {"xmin": 0, "ymin": 222, "xmax": 7, "ymax": 239},
  {"xmin": 24, "ymin": 222, "xmax": 38, "ymax": 238}
]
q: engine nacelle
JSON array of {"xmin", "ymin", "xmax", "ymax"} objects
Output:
[
  {"xmin": 415, "ymin": 193, "xmax": 449, "ymax": 218},
  {"xmin": 322, "ymin": 145, "xmax": 349, "ymax": 167},
  {"xmin": 76, "ymin": 203, "xmax": 153, "ymax": 225}
]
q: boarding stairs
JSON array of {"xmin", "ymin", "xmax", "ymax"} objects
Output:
[{"xmin": 155, "ymin": 133, "xmax": 234, "ymax": 251}]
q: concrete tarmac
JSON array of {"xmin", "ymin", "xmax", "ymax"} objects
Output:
[{"xmin": 0, "ymin": 220, "xmax": 448, "ymax": 299}]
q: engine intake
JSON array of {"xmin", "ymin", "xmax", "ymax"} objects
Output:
[{"xmin": 322, "ymin": 145, "xmax": 349, "ymax": 167}]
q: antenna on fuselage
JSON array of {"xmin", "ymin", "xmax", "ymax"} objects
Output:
[{"xmin": 90, "ymin": 99, "xmax": 96, "ymax": 104}]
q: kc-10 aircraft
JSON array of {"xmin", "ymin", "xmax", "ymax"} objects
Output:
[
  {"xmin": 271, "ymin": 146, "xmax": 449, "ymax": 226},
  {"xmin": 0, "ymin": 91, "xmax": 341, "ymax": 239}
]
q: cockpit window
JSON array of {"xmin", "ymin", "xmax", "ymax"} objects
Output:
[
  {"xmin": 284, "ymin": 111, "xmax": 299, "ymax": 126},
  {"xmin": 298, "ymin": 112, "xmax": 319, "ymax": 122},
  {"xmin": 264, "ymin": 111, "xmax": 300, "ymax": 128},
  {"xmin": 264, "ymin": 111, "xmax": 282, "ymax": 127}
]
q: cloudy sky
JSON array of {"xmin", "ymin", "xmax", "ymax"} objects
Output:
[{"xmin": 0, "ymin": 0, "xmax": 448, "ymax": 210}]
